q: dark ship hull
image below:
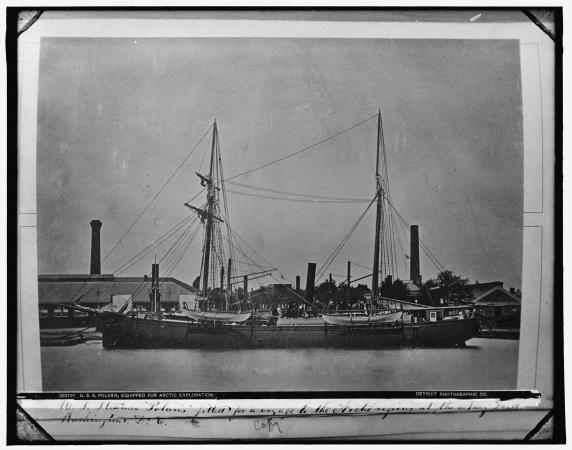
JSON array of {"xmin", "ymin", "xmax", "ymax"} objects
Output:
[{"xmin": 100, "ymin": 312, "xmax": 481, "ymax": 349}]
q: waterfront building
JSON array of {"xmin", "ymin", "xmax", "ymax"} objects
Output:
[
  {"xmin": 470, "ymin": 282, "xmax": 521, "ymax": 327},
  {"xmin": 38, "ymin": 274, "xmax": 196, "ymax": 328},
  {"xmin": 37, "ymin": 219, "xmax": 196, "ymax": 328},
  {"xmin": 422, "ymin": 281, "xmax": 521, "ymax": 326}
]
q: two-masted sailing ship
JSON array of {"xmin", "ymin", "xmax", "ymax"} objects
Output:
[{"xmin": 69, "ymin": 112, "xmax": 480, "ymax": 349}]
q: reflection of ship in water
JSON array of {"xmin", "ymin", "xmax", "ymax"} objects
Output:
[{"xmin": 67, "ymin": 112, "xmax": 480, "ymax": 348}]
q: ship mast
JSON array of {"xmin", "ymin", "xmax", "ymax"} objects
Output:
[
  {"xmin": 371, "ymin": 110, "xmax": 384, "ymax": 301},
  {"xmin": 201, "ymin": 120, "xmax": 218, "ymax": 299}
]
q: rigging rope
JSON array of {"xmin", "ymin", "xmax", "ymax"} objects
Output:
[
  {"xmin": 227, "ymin": 181, "xmax": 372, "ymax": 202},
  {"xmin": 230, "ymin": 259, "xmax": 274, "ymax": 270},
  {"xmin": 394, "ymin": 215, "xmax": 443, "ymax": 273},
  {"xmin": 68, "ymin": 125, "xmax": 213, "ymax": 305},
  {"xmin": 186, "ymin": 187, "xmax": 206, "ymax": 205},
  {"xmin": 68, "ymin": 113, "xmax": 446, "ymax": 312},
  {"xmin": 316, "ymin": 190, "xmax": 380, "ymax": 283},
  {"xmin": 218, "ymin": 225, "xmax": 269, "ymax": 282},
  {"xmin": 101, "ymin": 124, "xmax": 213, "ymax": 267},
  {"xmin": 224, "ymin": 114, "xmax": 377, "ymax": 182},
  {"xmin": 68, "ymin": 213, "xmax": 201, "ymax": 304},
  {"xmin": 115, "ymin": 213, "xmax": 199, "ymax": 275},
  {"xmin": 159, "ymin": 221, "xmax": 196, "ymax": 268},
  {"xmin": 163, "ymin": 226, "xmax": 202, "ymax": 278},
  {"xmin": 352, "ymin": 262, "xmax": 373, "ymax": 271},
  {"xmin": 131, "ymin": 224, "xmax": 201, "ymax": 306},
  {"xmin": 216, "ymin": 129, "xmax": 238, "ymax": 286},
  {"xmin": 384, "ymin": 196, "xmax": 446, "ymax": 272},
  {"xmin": 226, "ymin": 189, "xmax": 370, "ymax": 204},
  {"xmin": 223, "ymin": 224, "xmax": 322, "ymax": 310}
]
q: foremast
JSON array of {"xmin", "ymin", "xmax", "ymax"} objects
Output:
[{"xmin": 201, "ymin": 120, "xmax": 218, "ymax": 299}]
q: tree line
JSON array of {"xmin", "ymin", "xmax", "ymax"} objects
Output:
[{"xmin": 314, "ymin": 269, "xmax": 474, "ymax": 307}]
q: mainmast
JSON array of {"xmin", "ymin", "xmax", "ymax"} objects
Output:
[
  {"xmin": 371, "ymin": 110, "xmax": 384, "ymax": 300},
  {"xmin": 201, "ymin": 120, "xmax": 218, "ymax": 298}
]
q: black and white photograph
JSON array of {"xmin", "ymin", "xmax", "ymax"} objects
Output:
[{"xmin": 13, "ymin": 9, "xmax": 561, "ymax": 442}]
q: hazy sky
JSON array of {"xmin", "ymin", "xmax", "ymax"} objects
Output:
[{"xmin": 36, "ymin": 37, "xmax": 523, "ymax": 289}]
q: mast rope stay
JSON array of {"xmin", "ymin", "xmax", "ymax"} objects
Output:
[
  {"xmin": 102, "ymin": 124, "xmax": 213, "ymax": 267},
  {"xmin": 384, "ymin": 196, "xmax": 446, "ymax": 272},
  {"xmin": 225, "ymin": 189, "xmax": 370, "ymax": 204},
  {"xmin": 221, "ymin": 221, "xmax": 323, "ymax": 310},
  {"xmin": 67, "ymin": 213, "xmax": 201, "ymax": 304},
  {"xmin": 315, "ymin": 188, "xmax": 381, "ymax": 283},
  {"xmin": 66, "ymin": 125, "xmax": 213, "ymax": 305},
  {"xmin": 226, "ymin": 181, "xmax": 372, "ymax": 202},
  {"xmin": 223, "ymin": 114, "xmax": 377, "ymax": 182},
  {"xmin": 216, "ymin": 127, "xmax": 238, "ymax": 294}
]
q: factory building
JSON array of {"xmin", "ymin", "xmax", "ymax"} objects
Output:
[{"xmin": 38, "ymin": 219, "xmax": 197, "ymax": 328}]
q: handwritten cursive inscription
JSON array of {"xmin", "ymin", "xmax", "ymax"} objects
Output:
[
  {"xmin": 50, "ymin": 397, "xmax": 534, "ymax": 436},
  {"xmin": 253, "ymin": 417, "xmax": 283, "ymax": 434}
]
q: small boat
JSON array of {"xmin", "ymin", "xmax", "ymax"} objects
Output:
[
  {"xmin": 322, "ymin": 310, "xmax": 402, "ymax": 325},
  {"xmin": 180, "ymin": 304, "xmax": 251, "ymax": 323}
]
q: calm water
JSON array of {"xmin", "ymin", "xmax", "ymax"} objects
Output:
[{"xmin": 41, "ymin": 338, "xmax": 518, "ymax": 391}]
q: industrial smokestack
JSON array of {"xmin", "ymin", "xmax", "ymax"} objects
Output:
[
  {"xmin": 305, "ymin": 263, "xmax": 316, "ymax": 303},
  {"xmin": 410, "ymin": 225, "xmax": 422, "ymax": 285},
  {"xmin": 296, "ymin": 275, "xmax": 300, "ymax": 292},
  {"xmin": 90, "ymin": 220, "xmax": 102, "ymax": 275}
]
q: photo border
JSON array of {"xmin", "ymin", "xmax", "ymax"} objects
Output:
[{"xmin": 9, "ymin": 7, "xmax": 564, "ymax": 443}]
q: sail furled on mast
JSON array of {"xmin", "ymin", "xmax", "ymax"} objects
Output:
[
  {"xmin": 199, "ymin": 121, "xmax": 216, "ymax": 298},
  {"xmin": 189, "ymin": 120, "xmax": 248, "ymax": 311},
  {"xmin": 371, "ymin": 109, "xmax": 402, "ymax": 299},
  {"xmin": 372, "ymin": 110, "xmax": 383, "ymax": 300}
]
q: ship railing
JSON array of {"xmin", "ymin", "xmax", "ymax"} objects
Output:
[
  {"xmin": 323, "ymin": 306, "xmax": 477, "ymax": 320},
  {"xmin": 401, "ymin": 305, "xmax": 477, "ymax": 322}
]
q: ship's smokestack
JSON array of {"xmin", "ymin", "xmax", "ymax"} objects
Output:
[
  {"xmin": 296, "ymin": 275, "xmax": 300, "ymax": 292},
  {"xmin": 150, "ymin": 263, "xmax": 161, "ymax": 313},
  {"xmin": 347, "ymin": 261, "xmax": 351, "ymax": 301},
  {"xmin": 410, "ymin": 225, "xmax": 422, "ymax": 285},
  {"xmin": 305, "ymin": 263, "xmax": 316, "ymax": 303},
  {"xmin": 90, "ymin": 220, "xmax": 102, "ymax": 275}
]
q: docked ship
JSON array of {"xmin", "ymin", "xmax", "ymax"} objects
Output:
[{"xmin": 70, "ymin": 112, "xmax": 480, "ymax": 349}]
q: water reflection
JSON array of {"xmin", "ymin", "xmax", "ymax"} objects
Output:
[{"xmin": 41, "ymin": 338, "xmax": 517, "ymax": 391}]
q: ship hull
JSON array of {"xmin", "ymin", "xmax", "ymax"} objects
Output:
[{"xmin": 100, "ymin": 313, "xmax": 480, "ymax": 349}]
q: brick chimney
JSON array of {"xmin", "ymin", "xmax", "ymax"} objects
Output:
[
  {"xmin": 296, "ymin": 275, "xmax": 300, "ymax": 292},
  {"xmin": 305, "ymin": 263, "xmax": 316, "ymax": 303},
  {"xmin": 410, "ymin": 225, "xmax": 422, "ymax": 285},
  {"xmin": 90, "ymin": 220, "xmax": 102, "ymax": 275}
]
